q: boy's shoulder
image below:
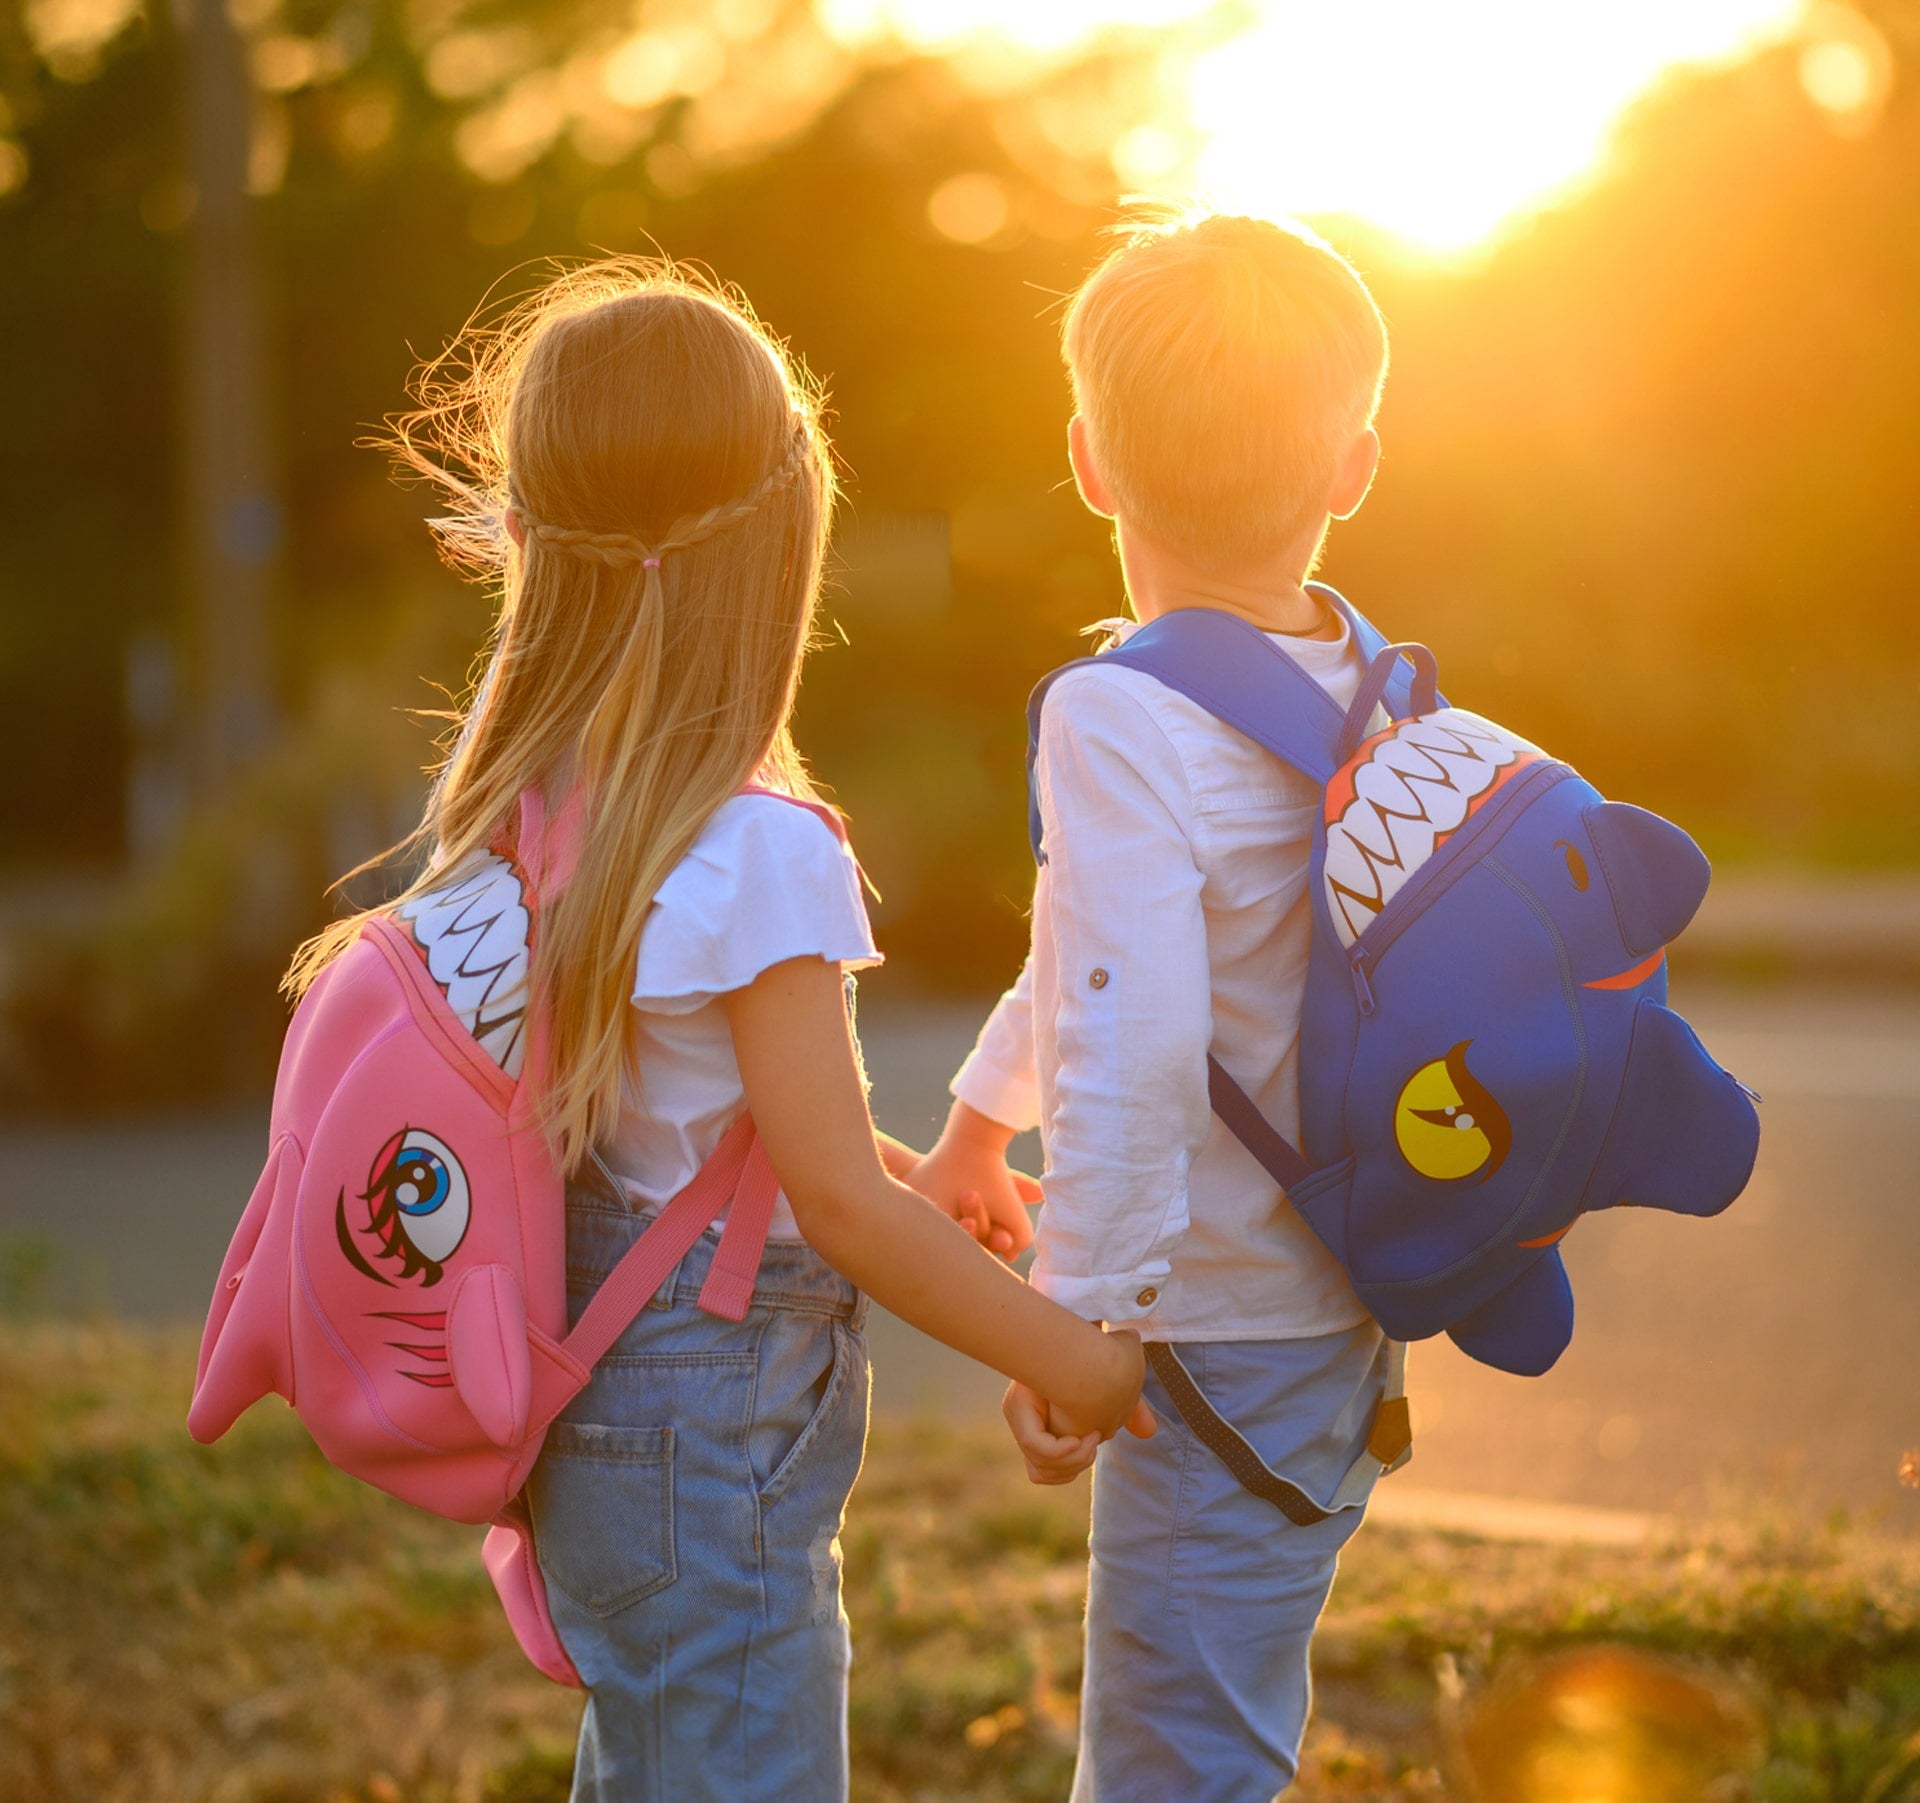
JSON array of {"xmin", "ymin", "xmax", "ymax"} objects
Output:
[{"xmin": 1039, "ymin": 647, "xmax": 1312, "ymax": 788}]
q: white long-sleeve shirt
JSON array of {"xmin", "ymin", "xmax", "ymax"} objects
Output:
[{"xmin": 951, "ymin": 614, "xmax": 1374, "ymax": 1342}]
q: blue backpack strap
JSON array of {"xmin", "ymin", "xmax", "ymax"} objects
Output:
[
  {"xmin": 1026, "ymin": 602, "xmax": 1358, "ymax": 862},
  {"xmin": 1026, "ymin": 591, "xmax": 1445, "ymax": 859}
]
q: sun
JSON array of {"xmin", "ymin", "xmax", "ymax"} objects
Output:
[{"xmin": 824, "ymin": 0, "xmax": 1811, "ymax": 256}]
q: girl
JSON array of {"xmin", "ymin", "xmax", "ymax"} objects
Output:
[{"xmin": 293, "ymin": 260, "xmax": 1148, "ymax": 1800}]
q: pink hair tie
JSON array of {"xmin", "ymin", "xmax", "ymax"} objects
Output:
[{"xmin": 642, "ymin": 556, "xmax": 661, "ymax": 570}]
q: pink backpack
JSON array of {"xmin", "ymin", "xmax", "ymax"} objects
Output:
[{"xmin": 188, "ymin": 789, "xmax": 824, "ymax": 1685}]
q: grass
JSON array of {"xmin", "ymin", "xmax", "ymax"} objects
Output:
[{"xmin": 2, "ymin": 1318, "xmax": 1918, "ymax": 1802}]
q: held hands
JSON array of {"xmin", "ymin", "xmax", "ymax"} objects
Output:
[
  {"xmin": 907, "ymin": 1101, "xmax": 1039, "ymax": 1263},
  {"xmin": 1003, "ymin": 1331, "xmax": 1156, "ymax": 1486}
]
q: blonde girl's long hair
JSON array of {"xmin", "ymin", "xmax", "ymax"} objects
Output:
[{"xmin": 287, "ymin": 259, "xmax": 836, "ymax": 1172}]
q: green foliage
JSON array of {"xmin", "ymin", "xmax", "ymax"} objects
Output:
[{"xmin": 3, "ymin": 1321, "xmax": 1919, "ymax": 1801}]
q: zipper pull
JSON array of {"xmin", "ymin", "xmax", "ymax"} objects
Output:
[{"xmin": 1350, "ymin": 948, "xmax": 1376, "ymax": 1017}]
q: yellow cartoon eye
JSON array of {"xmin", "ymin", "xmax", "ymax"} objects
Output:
[{"xmin": 1394, "ymin": 1042, "xmax": 1512, "ymax": 1182}]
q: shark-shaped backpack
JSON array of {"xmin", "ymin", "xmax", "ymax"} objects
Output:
[{"xmin": 1028, "ymin": 589, "xmax": 1761, "ymax": 1394}]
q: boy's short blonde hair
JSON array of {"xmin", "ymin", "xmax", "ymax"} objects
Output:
[{"xmin": 1063, "ymin": 210, "xmax": 1388, "ymax": 571}]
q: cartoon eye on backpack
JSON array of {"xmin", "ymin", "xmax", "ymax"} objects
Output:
[
  {"xmin": 1030, "ymin": 593, "xmax": 1760, "ymax": 1387},
  {"xmin": 337, "ymin": 1128, "xmax": 474, "ymax": 1289}
]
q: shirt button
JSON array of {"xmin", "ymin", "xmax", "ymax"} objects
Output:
[
  {"xmin": 1135, "ymin": 1286, "xmax": 1158, "ymax": 1308},
  {"xmin": 1089, "ymin": 968, "xmax": 1110, "ymax": 990}
]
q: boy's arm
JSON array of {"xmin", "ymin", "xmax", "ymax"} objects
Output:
[
  {"xmin": 914, "ymin": 960, "xmax": 1042, "ymax": 1258},
  {"xmin": 1026, "ymin": 667, "xmax": 1213, "ymax": 1332},
  {"xmin": 950, "ymin": 957, "xmax": 1039, "ymax": 1132}
]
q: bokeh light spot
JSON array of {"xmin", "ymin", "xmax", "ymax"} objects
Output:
[
  {"xmin": 928, "ymin": 172, "xmax": 1011, "ymax": 243},
  {"xmin": 603, "ymin": 34, "xmax": 682, "ymax": 109},
  {"xmin": 1797, "ymin": 5, "xmax": 1893, "ymax": 135},
  {"xmin": 425, "ymin": 28, "xmax": 537, "ymax": 103},
  {"xmin": 1111, "ymin": 122, "xmax": 1182, "ymax": 184}
]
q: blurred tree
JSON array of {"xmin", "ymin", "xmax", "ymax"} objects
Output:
[{"xmin": 0, "ymin": 0, "xmax": 1915, "ymax": 1107}]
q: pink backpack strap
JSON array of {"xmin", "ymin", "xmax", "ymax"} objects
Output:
[
  {"xmin": 537, "ymin": 782, "xmax": 816, "ymax": 1367},
  {"xmin": 738, "ymin": 781, "xmax": 850, "ymax": 846},
  {"xmin": 514, "ymin": 787, "xmax": 587, "ymax": 896},
  {"xmin": 561, "ymin": 1113, "xmax": 780, "ymax": 1369}
]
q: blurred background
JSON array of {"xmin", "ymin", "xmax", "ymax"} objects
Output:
[{"xmin": 1, "ymin": 0, "xmax": 1916, "ymax": 1528}]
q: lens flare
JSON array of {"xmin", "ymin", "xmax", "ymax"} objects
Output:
[{"xmin": 1457, "ymin": 1645, "xmax": 1764, "ymax": 1803}]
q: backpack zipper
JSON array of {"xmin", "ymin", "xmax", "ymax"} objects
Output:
[{"xmin": 1347, "ymin": 759, "xmax": 1571, "ymax": 1015}]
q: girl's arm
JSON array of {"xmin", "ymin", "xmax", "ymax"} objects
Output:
[{"xmin": 725, "ymin": 955, "xmax": 1148, "ymax": 1437}]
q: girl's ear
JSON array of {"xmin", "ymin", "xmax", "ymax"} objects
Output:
[
  {"xmin": 1329, "ymin": 427, "xmax": 1381, "ymax": 521},
  {"xmin": 1067, "ymin": 415, "xmax": 1116, "ymax": 518},
  {"xmin": 504, "ymin": 509, "xmax": 526, "ymax": 549}
]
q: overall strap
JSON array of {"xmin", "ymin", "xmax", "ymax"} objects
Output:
[{"xmin": 561, "ymin": 1114, "xmax": 780, "ymax": 1371}]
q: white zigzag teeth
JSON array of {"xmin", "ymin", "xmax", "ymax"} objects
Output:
[
  {"xmin": 399, "ymin": 855, "xmax": 532, "ymax": 1078},
  {"xmin": 1323, "ymin": 711, "xmax": 1540, "ymax": 950}
]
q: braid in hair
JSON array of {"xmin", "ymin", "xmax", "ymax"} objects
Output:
[{"xmin": 507, "ymin": 419, "xmax": 811, "ymax": 572}]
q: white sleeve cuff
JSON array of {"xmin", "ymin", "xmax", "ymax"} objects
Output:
[
  {"xmin": 950, "ymin": 1046, "xmax": 1040, "ymax": 1133},
  {"xmin": 1030, "ymin": 1262, "xmax": 1169, "ymax": 1328}
]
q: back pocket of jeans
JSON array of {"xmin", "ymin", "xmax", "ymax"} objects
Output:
[{"xmin": 528, "ymin": 1422, "xmax": 675, "ymax": 1618}]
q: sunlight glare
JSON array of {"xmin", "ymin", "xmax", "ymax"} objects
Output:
[
  {"xmin": 1185, "ymin": 1, "xmax": 1805, "ymax": 253},
  {"xmin": 824, "ymin": 0, "xmax": 1810, "ymax": 254}
]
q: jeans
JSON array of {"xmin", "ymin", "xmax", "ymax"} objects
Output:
[
  {"xmin": 1072, "ymin": 1322, "xmax": 1390, "ymax": 1803},
  {"xmin": 529, "ymin": 1184, "xmax": 870, "ymax": 1803}
]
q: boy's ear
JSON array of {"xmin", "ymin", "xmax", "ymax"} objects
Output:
[
  {"xmin": 1328, "ymin": 427, "xmax": 1381, "ymax": 521},
  {"xmin": 1067, "ymin": 415, "xmax": 1116, "ymax": 519}
]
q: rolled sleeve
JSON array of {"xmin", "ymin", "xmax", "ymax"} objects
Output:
[
  {"xmin": 950, "ymin": 958, "xmax": 1040, "ymax": 1132},
  {"xmin": 1028, "ymin": 668, "xmax": 1214, "ymax": 1327}
]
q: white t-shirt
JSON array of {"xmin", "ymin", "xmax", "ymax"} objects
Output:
[
  {"xmin": 953, "ymin": 612, "xmax": 1375, "ymax": 1341},
  {"xmin": 606, "ymin": 792, "xmax": 882, "ymax": 1240}
]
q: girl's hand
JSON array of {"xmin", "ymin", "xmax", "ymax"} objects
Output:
[
  {"xmin": 1046, "ymin": 1330, "xmax": 1155, "ymax": 1444},
  {"xmin": 909, "ymin": 1102, "xmax": 1039, "ymax": 1262},
  {"xmin": 1002, "ymin": 1381, "xmax": 1100, "ymax": 1485}
]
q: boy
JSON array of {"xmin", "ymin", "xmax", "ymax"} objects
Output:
[{"xmin": 912, "ymin": 211, "xmax": 1397, "ymax": 1799}]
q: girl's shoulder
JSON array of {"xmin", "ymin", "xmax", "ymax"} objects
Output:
[
  {"xmin": 636, "ymin": 793, "xmax": 877, "ymax": 1015},
  {"xmin": 670, "ymin": 791, "xmax": 852, "ymax": 888}
]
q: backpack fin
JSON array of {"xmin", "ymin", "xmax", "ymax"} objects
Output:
[
  {"xmin": 1586, "ymin": 1000, "xmax": 1760, "ymax": 1219},
  {"xmin": 1444, "ymin": 1247, "xmax": 1574, "ymax": 1376},
  {"xmin": 1585, "ymin": 802, "xmax": 1710, "ymax": 956},
  {"xmin": 188, "ymin": 1134, "xmax": 301, "ymax": 1443},
  {"xmin": 446, "ymin": 1263, "xmax": 534, "ymax": 1449}
]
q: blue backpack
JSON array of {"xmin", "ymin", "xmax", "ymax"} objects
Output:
[{"xmin": 1028, "ymin": 587, "xmax": 1760, "ymax": 1386}]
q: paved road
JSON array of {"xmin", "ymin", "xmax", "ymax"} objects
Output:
[{"xmin": 2, "ymin": 982, "xmax": 1915, "ymax": 1528}]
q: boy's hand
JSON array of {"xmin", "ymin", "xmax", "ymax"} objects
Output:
[{"xmin": 908, "ymin": 1101, "xmax": 1039, "ymax": 1262}]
